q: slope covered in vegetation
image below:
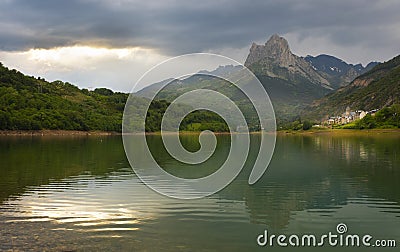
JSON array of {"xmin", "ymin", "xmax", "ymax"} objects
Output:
[{"xmin": 0, "ymin": 62, "xmax": 229, "ymax": 132}]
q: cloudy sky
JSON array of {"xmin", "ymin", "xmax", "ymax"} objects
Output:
[{"xmin": 0, "ymin": 0, "xmax": 399, "ymax": 92}]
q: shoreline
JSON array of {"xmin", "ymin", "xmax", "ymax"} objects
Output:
[
  {"xmin": 276, "ymin": 128, "xmax": 400, "ymax": 135},
  {"xmin": 0, "ymin": 128, "xmax": 399, "ymax": 136},
  {"xmin": 0, "ymin": 130, "xmax": 120, "ymax": 136}
]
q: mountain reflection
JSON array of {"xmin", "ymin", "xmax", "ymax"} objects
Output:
[
  {"xmin": 218, "ymin": 134, "xmax": 400, "ymax": 230},
  {"xmin": 0, "ymin": 135, "xmax": 129, "ymax": 202},
  {"xmin": 0, "ymin": 133, "xmax": 399, "ymax": 251}
]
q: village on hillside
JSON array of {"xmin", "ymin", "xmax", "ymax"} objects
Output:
[{"xmin": 324, "ymin": 106, "xmax": 379, "ymax": 126}]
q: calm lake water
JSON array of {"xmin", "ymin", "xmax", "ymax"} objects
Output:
[{"xmin": 0, "ymin": 133, "xmax": 399, "ymax": 251}]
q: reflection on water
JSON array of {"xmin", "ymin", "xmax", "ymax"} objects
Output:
[{"xmin": 0, "ymin": 134, "xmax": 399, "ymax": 251}]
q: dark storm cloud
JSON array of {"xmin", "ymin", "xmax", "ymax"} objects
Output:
[{"xmin": 0, "ymin": 0, "xmax": 399, "ymax": 55}]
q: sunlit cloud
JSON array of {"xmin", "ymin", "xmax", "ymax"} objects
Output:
[
  {"xmin": 26, "ymin": 46, "xmax": 147, "ymax": 63},
  {"xmin": 0, "ymin": 46, "xmax": 168, "ymax": 92}
]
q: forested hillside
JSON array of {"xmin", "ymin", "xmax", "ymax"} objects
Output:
[
  {"xmin": 0, "ymin": 62, "xmax": 228, "ymax": 132},
  {"xmin": 0, "ymin": 62, "xmax": 128, "ymax": 131}
]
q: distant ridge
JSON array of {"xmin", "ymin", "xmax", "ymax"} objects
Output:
[{"xmin": 304, "ymin": 54, "xmax": 379, "ymax": 87}]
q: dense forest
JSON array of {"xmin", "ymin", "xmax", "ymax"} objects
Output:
[{"xmin": 0, "ymin": 62, "xmax": 228, "ymax": 132}]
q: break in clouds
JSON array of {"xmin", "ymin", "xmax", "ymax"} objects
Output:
[{"xmin": 0, "ymin": 0, "xmax": 399, "ymax": 91}]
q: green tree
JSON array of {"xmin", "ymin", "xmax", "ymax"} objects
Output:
[{"xmin": 302, "ymin": 120, "xmax": 313, "ymax": 130}]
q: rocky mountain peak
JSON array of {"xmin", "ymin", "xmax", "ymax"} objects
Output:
[
  {"xmin": 265, "ymin": 34, "xmax": 290, "ymax": 55},
  {"xmin": 244, "ymin": 34, "xmax": 331, "ymax": 88},
  {"xmin": 245, "ymin": 34, "xmax": 294, "ymax": 67}
]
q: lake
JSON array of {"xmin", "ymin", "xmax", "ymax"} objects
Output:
[{"xmin": 0, "ymin": 133, "xmax": 399, "ymax": 251}]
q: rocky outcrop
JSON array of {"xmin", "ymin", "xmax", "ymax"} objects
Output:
[
  {"xmin": 245, "ymin": 34, "xmax": 294, "ymax": 68},
  {"xmin": 244, "ymin": 34, "xmax": 332, "ymax": 89},
  {"xmin": 350, "ymin": 76, "xmax": 374, "ymax": 87}
]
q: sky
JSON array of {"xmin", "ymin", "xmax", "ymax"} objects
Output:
[{"xmin": 0, "ymin": 0, "xmax": 399, "ymax": 92}]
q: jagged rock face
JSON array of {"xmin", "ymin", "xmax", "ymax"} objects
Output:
[
  {"xmin": 245, "ymin": 34, "xmax": 295, "ymax": 68},
  {"xmin": 244, "ymin": 34, "xmax": 332, "ymax": 89}
]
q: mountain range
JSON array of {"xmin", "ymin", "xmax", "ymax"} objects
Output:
[
  {"xmin": 136, "ymin": 34, "xmax": 382, "ymax": 124},
  {"xmin": 303, "ymin": 54, "xmax": 379, "ymax": 87},
  {"xmin": 244, "ymin": 34, "xmax": 379, "ymax": 90},
  {"xmin": 1, "ymin": 34, "xmax": 398, "ymax": 131}
]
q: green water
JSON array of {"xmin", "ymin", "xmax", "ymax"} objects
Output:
[{"xmin": 0, "ymin": 134, "xmax": 399, "ymax": 251}]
